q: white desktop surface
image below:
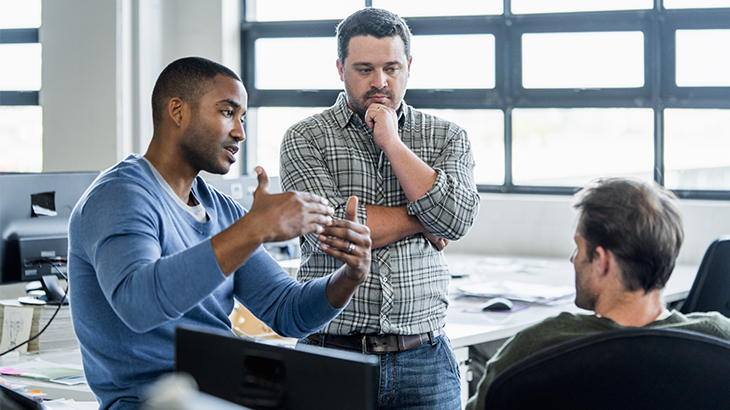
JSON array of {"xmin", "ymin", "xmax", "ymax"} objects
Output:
[
  {"xmin": 0, "ymin": 348, "xmax": 96, "ymax": 403},
  {"xmin": 443, "ymin": 253, "xmax": 698, "ymax": 349}
]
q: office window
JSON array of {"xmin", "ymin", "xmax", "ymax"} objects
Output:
[
  {"xmin": 0, "ymin": 107, "xmax": 43, "ymax": 172},
  {"xmin": 664, "ymin": 0, "xmax": 730, "ymax": 9},
  {"xmin": 0, "ymin": 44, "xmax": 42, "ymax": 90},
  {"xmin": 511, "ymin": 0, "xmax": 652, "ymax": 14},
  {"xmin": 248, "ymin": 0, "xmax": 361, "ymax": 21},
  {"xmin": 243, "ymin": 2, "xmax": 730, "ymax": 199},
  {"xmin": 372, "ymin": 0, "xmax": 502, "ymax": 17},
  {"xmin": 522, "ymin": 32, "xmax": 644, "ymax": 89},
  {"xmin": 254, "ymin": 107, "xmax": 326, "ymax": 176},
  {"xmin": 410, "ymin": 35, "xmax": 495, "ymax": 90},
  {"xmin": 0, "ymin": 0, "xmax": 42, "ymax": 172},
  {"xmin": 664, "ymin": 109, "xmax": 730, "ymax": 191},
  {"xmin": 421, "ymin": 109, "xmax": 504, "ymax": 185},
  {"xmin": 0, "ymin": 0, "xmax": 41, "ymax": 28},
  {"xmin": 675, "ymin": 30, "xmax": 730, "ymax": 87},
  {"xmin": 512, "ymin": 108, "xmax": 653, "ymax": 186},
  {"xmin": 255, "ymin": 37, "xmax": 339, "ymax": 90}
]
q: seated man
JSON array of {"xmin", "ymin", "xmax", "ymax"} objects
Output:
[
  {"xmin": 68, "ymin": 57, "xmax": 371, "ymax": 410},
  {"xmin": 466, "ymin": 178, "xmax": 730, "ymax": 410}
]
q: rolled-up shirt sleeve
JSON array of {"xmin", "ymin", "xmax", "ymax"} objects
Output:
[{"xmin": 407, "ymin": 126, "xmax": 480, "ymax": 240}]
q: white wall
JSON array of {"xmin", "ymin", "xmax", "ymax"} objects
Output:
[
  {"xmin": 37, "ymin": 0, "xmax": 730, "ymax": 266},
  {"xmin": 446, "ymin": 193, "xmax": 730, "ymax": 267},
  {"xmin": 40, "ymin": 0, "xmax": 240, "ymax": 173}
]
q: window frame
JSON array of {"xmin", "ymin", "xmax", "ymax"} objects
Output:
[
  {"xmin": 240, "ymin": 1, "xmax": 730, "ymax": 200},
  {"xmin": 0, "ymin": 28, "xmax": 39, "ymax": 105}
]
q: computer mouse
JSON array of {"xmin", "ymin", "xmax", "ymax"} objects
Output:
[{"xmin": 482, "ymin": 297, "xmax": 514, "ymax": 311}]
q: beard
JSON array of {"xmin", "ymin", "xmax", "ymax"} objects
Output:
[
  {"xmin": 574, "ymin": 267, "xmax": 597, "ymax": 311},
  {"xmin": 345, "ymin": 86, "xmax": 400, "ymax": 117},
  {"xmin": 180, "ymin": 120, "xmax": 234, "ymax": 176}
]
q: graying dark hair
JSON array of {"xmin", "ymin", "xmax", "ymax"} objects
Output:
[
  {"xmin": 336, "ymin": 8, "xmax": 411, "ymax": 64},
  {"xmin": 574, "ymin": 178, "xmax": 684, "ymax": 292}
]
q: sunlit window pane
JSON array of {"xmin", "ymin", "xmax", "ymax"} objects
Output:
[
  {"xmin": 254, "ymin": 107, "xmax": 327, "ymax": 176},
  {"xmin": 410, "ymin": 35, "xmax": 494, "ymax": 89},
  {"xmin": 664, "ymin": 109, "xmax": 730, "ymax": 190},
  {"xmin": 676, "ymin": 30, "xmax": 730, "ymax": 87},
  {"xmin": 421, "ymin": 109, "xmax": 504, "ymax": 185},
  {"xmin": 373, "ymin": 0, "xmax": 502, "ymax": 17},
  {"xmin": 512, "ymin": 0, "xmax": 651, "ymax": 14},
  {"xmin": 0, "ymin": 44, "xmax": 42, "ymax": 91},
  {"xmin": 664, "ymin": 0, "xmax": 730, "ymax": 9},
  {"xmin": 0, "ymin": 0, "xmax": 41, "ymax": 29},
  {"xmin": 512, "ymin": 108, "xmax": 653, "ymax": 186},
  {"xmin": 246, "ymin": 0, "xmax": 361, "ymax": 22},
  {"xmin": 522, "ymin": 32, "xmax": 644, "ymax": 89},
  {"xmin": 0, "ymin": 106, "xmax": 42, "ymax": 172},
  {"xmin": 255, "ymin": 38, "xmax": 340, "ymax": 90}
]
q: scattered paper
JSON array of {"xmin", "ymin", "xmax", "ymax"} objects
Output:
[
  {"xmin": 458, "ymin": 280, "xmax": 575, "ymax": 305},
  {"xmin": 0, "ymin": 359, "xmax": 86, "ymax": 386}
]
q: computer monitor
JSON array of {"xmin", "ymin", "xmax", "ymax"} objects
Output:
[
  {"xmin": 175, "ymin": 327, "xmax": 379, "ymax": 410},
  {"xmin": 0, "ymin": 384, "xmax": 43, "ymax": 410},
  {"xmin": 0, "ymin": 172, "xmax": 99, "ymax": 288}
]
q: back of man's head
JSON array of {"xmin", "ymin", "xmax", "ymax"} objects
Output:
[
  {"xmin": 151, "ymin": 56, "xmax": 241, "ymax": 128},
  {"xmin": 336, "ymin": 7, "xmax": 411, "ymax": 64},
  {"xmin": 574, "ymin": 178, "xmax": 684, "ymax": 293}
]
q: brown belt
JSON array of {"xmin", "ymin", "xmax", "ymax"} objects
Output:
[{"xmin": 306, "ymin": 328, "xmax": 443, "ymax": 354}]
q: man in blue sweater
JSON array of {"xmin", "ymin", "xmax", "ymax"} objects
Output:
[{"xmin": 68, "ymin": 57, "xmax": 372, "ymax": 410}]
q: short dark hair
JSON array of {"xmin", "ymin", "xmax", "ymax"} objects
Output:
[
  {"xmin": 336, "ymin": 7, "xmax": 411, "ymax": 64},
  {"xmin": 151, "ymin": 56, "xmax": 241, "ymax": 127},
  {"xmin": 574, "ymin": 178, "xmax": 684, "ymax": 293}
]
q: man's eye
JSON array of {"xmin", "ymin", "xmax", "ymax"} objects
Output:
[
  {"xmin": 222, "ymin": 110, "xmax": 233, "ymax": 117},
  {"xmin": 240, "ymin": 117, "xmax": 246, "ymax": 125}
]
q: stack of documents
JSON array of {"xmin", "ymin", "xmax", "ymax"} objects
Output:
[
  {"xmin": 0, "ymin": 300, "xmax": 78, "ymax": 353},
  {"xmin": 457, "ymin": 280, "xmax": 575, "ymax": 305}
]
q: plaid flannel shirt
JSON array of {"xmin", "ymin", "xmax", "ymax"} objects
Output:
[{"xmin": 280, "ymin": 92, "xmax": 480, "ymax": 335}]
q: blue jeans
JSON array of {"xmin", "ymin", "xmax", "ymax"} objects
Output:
[{"xmin": 298, "ymin": 333, "xmax": 461, "ymax": 410}]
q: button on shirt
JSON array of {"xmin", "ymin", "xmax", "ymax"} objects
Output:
[{"xmin": 280, "ymin": 92, "xmax": 480, "ymax": 336}]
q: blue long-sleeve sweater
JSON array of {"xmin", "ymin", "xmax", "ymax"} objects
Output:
[{"xmin": 68, "ymin": 155, "xmax": 340, "ymax": 410}]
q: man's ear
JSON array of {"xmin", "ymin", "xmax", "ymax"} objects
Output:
[
  {"xmin": 168, "ymin": 97, "xmax": 185, "ymax": 127},
  {"xmin": 593, "ymin": 246, "xmax": 611, "ymax": 278}
]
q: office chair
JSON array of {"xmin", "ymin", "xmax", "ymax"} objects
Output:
[
  {"xmin": 483, "ymin": 328, "xmax": 730, "ymax": 410},
  {"xmin": 679, "ymin": 236, "xmax": 730, "ymax": 316}
]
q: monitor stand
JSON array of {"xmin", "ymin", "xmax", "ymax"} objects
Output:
[{"xmin": 17, "ymin": 275, "xmax": 68, "ymax": 306}]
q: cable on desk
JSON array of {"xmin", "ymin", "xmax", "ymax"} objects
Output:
[{"xmin": 0, "ymin": 258, "xmax": 68, "ymax": 357}]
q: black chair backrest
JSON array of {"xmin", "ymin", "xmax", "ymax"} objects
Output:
[
  {"xmin": 484, "ymin": 328, "xmax": 730, "ymax": 410},
  {"xmin": 680, "ymin": 236, "xmax": 730, "ymax": 316}
]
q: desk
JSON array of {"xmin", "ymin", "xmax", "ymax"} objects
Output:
[
  {"xmin": 442, "ymin": 253, "xmax": 698, "ymax": 405},
  {"xmin": 0, "ymin": 348, "xmax": 96, "ymax": 403}
]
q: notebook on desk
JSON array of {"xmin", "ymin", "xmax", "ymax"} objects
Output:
[{"xmin": 175, "ymin": 327, "xmax": 379, "ymax": 410}]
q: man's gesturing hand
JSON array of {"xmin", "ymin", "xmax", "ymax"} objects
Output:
[
  {"xmin": 248, "ymin": 166, "xmax": 335, "ymax": 243},
  {"xmin": 320, "ymin": 196, "xmax": 372, "ymax": 307}
]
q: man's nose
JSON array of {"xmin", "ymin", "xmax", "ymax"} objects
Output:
[
  {"xmin": 371, "ymin": 69, "xmax": 388, "ymax": 89},
  {"xmin": 232, "ymin": 120, "xmax": 245, "ymax": 142}
]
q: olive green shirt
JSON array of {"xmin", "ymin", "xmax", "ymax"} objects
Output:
[{"xmin": 466, "ymin": 310, "xmax": 730, "ymax": 410}]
